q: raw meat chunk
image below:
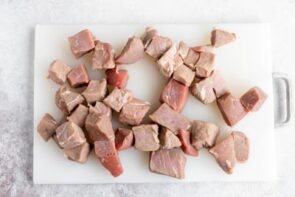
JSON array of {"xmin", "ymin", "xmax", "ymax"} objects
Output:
[
  {"xmin": 116, "ymin": 36, "xmax": 144, "ymax": 64},
  {"xmin": 64, "ymin": 142, "xmax": 90, "ymax": 163},
  {"xmin": 231, "ymin": 131, "xmax": 249, "ymax": 163},
  {"xmin": 178, "ymin": 41, "xmax": 189, "ymax": 60},
  {"xmin": 67, "ymin": 104, "xmax": 88, "ymax": 127},
  {"xmin": 183, "ymin": 49, "xmax": 200, "ymax": 70},
  {"xmin": 115, "ymin": 128, "xmax": 134, "ymax": 151},
  {"xmin": 177, "ymin": 129, "xmax": 198, "ymax": 156},
  {"xmin": 149, "ymin": 103, "xmax": 190, "ymax": 134},
  {"xmin": 37, "ymin": 113, "xmax": 57, "ymax": 141},
  {"xmin": 103, "ymin": 87, "xmax": 133, "ymax": 112},
  {"xmin": 173, "ymin": 64, "xmax": 195, "ymax": 86},
  {"xmin": 195, "ymin": 52, "xmax": 215, "ymax": 78},
  {"xmin": 67, "ymin": 64, "xmax": 90, "ymax": 88},
  {"xmin": 92, "ymin": 40, "xmax": 115, "ymax": 69},
  {"xmin": 106, "ymin": 66, "xmax": 129, "ymax": 89},
  {"xmin": 94, "ymin": 139, "xmax": 123, "ymax": 177},
  {"xmin": 159, "ymin": 127, "xmax": 181, "ymax": 149},
  {"xmin": 92, "ymin": 101, "xmax": 112, "ymax": 120},
  {"xmin": 82, "ymin": 79, "xmax": 107, "ymax": 104},
  {"xmin": 133, "ymin": 124, "xmax": 160, "ymax": 151},
  {"xmin": 211, "ymin": 29, "xmax": 236, "ymax": 48},
  {"xmin": 160, "ymin": 79, "xmax": 189, "ymax": 112},
  {"xmin": 52, "ymin": 134, "xmax": 63, "ymax": 149},
  {"xmin": 192, "ymin": 45, "xmax": 215, "ymax": 53},
  {"xmin": 142, "ymin": 26, "xmax": 158, "ymax": 47},
  {"xmin": 191, "ymin": 120, "xmax": 219, "ymax": 150},
  {"xmin": 145, "ymin": 36, "xmax": 172, "ymax": 59},
  {"xmin": 240, "ymin": 87, "xmax": 267, "ymax": 112},
  {"xmin": 211, "ymin": 70, "xmax": 229, "ymax": 98},
  {"xmin": 119, "ymin": 98, "xmax": 151, "ymax": 126},
  {"xmin": 150, "ymin": 148, "xmax": 186, "ymax": 179},
  {"xmin": 68, "ymin": 29, "xmax": 95, "ymax": 59},
  {"xmin": 47, "ymin": 60, "xmax": 71, "ymax": 85}
]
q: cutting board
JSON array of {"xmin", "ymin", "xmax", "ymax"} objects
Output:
[{"xmin": 33, "ymin": 24, "xmax": 276, "ymax": 183}]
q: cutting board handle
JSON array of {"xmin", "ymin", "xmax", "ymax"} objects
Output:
[{"xmin": 273, "ymin": 72, "xmax": 293, "ymax": 127}]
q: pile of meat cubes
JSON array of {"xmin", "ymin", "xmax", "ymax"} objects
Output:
[{"xmin": 37, "ymin": 27, "xmax": 267, "ymax": 179}]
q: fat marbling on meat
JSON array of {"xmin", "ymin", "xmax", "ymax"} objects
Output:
[
  {"xmin": 37, "ymin": 113, "xmax": 57, "ymax": 141},
  {"xmin": 82, "ymin": 79, "xmax": 107, "ymax": 104},
  {"xmin": 64, "ymin": 142, "xmax": 90, "ymax": 163},
  {"xmin": 67, "ymin": 104, "xmax": 88, "ymax": 127},
  {"xmin": 116, "ymin": 36, "xmax": 144, "ymax": 64},
  {"xmin": 67, "ymin": 64, "xmax": 90, "ymax": 88},
  {"xmin": 103, "ymin": 87, "xmax": 133, "ymax": 112},
  {"xmin": 92, "ymin": 40, "xmax": 115, "ymax": 69}
]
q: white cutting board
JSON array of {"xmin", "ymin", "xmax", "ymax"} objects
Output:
[{"xmin": 34, "ymin": 24, "xmax": 275, "ymax": 183}]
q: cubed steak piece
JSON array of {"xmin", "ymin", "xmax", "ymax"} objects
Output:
[
  {"xmin": 192, "ymin": 45, "xmax": 215, "ymax": 53},
  {"xmin": 47, "ymin": 60, "xmax": 71, "ymax": 85},
  {"xmin": 68, "ymin": 29, "xmax": 95, "ymax": 59},
  {"xmin": 195, "ymin": 52, "xmax": 215, "ymax": 78},
  {"xmin": 142, "ymin": 26, "xmax": 158, "ymax": 47},
  {"xmin": 157, "ymin": 44, "xmax": 183, "ymax": 78},
  {"xmin": 116, "ymin": 36, "xmax": 144, "ymax": 64},
  {"xmin": 160, "ymin": 79, "xmax": 189, "ymax": 112},
  {"xmin": 150, "ymin": 148, "xmax": 186, "ymax": 179},
  {"xmin": 119, "ymin": 98, "xmax": 151, "ymax": 126},
  {"xmin": 240, "ymin": 87, "xmax": 267, "ymax": 112},
  {"xmin": 159, "ymin": 127, "xmax": 181, "ymax": 149},
  {"xmin": 37, "ymin": 113, "xmax": 57, "ymax": 141},
  {"xmin": 64, "ymin": 142, "xmax": 90, "ymax": 163},
  {"xmin": 173, "ymin": 64, "xmax": 195, "ymax": 86},
  {"xmin": 149, "ymin": 103, "xmax": 190, "ymax": 134},
  {"xmin": 67, "ymin": 64, "xmax": 90, "ymax": 88},
  {"xmin": 82, "ymin": 79, "xmax": 107, "ymax": 104},
  {"xmin": 211, "ymin": 70, "xmax": 229, "ymax": 98},
  {"xmin": 178, "ymin": 41, "xmax": 189, "ymax": 60},
  {"xmin": 115, "ymin": 128, "xmax": 134, "ymax": 151},
  {"xmin": 94, "ymin": 139, "xmax": 123, "ymax": 177},
  {"xmin": 92, "ymin": 101, "xmax": 112, "ymax": 120},
  {"xmin": 217, "ymin": 93, "xmax": 247, "ymax": 126},
  {"xmin": 55, "ymin": 121, "xmax": 86, "ymax": 149},
  {"xmin": 145, "ymin": 35, "xmax": 172, "ymax": 59},
  {"xmin": 232, "ymin": 131, "xmax": 249, "ymax": 163},
  {"xmin": 133, "ymin": 124, "xmax": 160, "ymax": 151},
  {"xmin": 67, "ymin": 104, "xmax": 88, "ymax": 127},
  {"xmin": 55, "ymin": 86, "xmax": 85, "ymax": 114},
  {"xmin": 103, "ymin": 87, "xmax": 133, "ymax": 112},
  {"xmin": 211, "ymin": 29, "xmax": 236, "ymax": 48},
  {"xmin": 183, "ymin": 49, "xmax": 200, "ymax": 70},
  {"xmin": 52, "ymin": 134, "xmax": 63, "ymax": 149},
  {"xmin": 177, "ymin": 129, "xmax": 198, "ymax": 156},
  {"xmin": 92, "ymin": 40, "xmax": 115, "ymax": 69},
  {"xmin": 191, "ymin": 120, "xmax": 219, "ymax": 150},
  {"xmin": 106, "ymin": 66, "xmax": 129, "ymax": 89}
]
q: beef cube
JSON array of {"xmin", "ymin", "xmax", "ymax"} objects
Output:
[
  {"xmin": 142, "ymin": 26, "xmax": 158, "ymax": 47},
  {"xmin": 160, "ymin": 79, "xmax": 189, "ymax": 112},
  {"xmin": 106, "ymin": 66, "xmax": 129, "ymax": 89},
  {"xmin": 55, "ymin": 121, "xmax": 86, "ymax": 149},
  {"xmin": 82, "ymin": 79, "xmax": 107, "ymax": 104},
  {"xmin": 192, "ymin": 45, "xmax": 215, "ymax": 53},
  {"xmin": 116, "ymin": 36, "xmax": 144, "ymax": 64},
  {"xmin": 159, "ymin": 127, "xmax": 181, "ymax": 149},
  {"xmin": 240, "ymin": 87, "xmax": 267, "ymax": 112},
  {"xmin": 209, "ymin": 134, "xmax": 236, "ymax": 174},
  {"xmin": 67, "ymin": 64, "xmax": 90, "ymax": 88},
  {"xmin": 157, "ymin": 44, "xmax": 183, "ymax": 78},
  {"xmin": 92, "ymin": 40, "xmax": 115, "ymax": 69},
  {"xmin": 177, "ymin": 129, "xmax": 198, "ymax": 156},
  {"xmin": 92, "ymin": 101, "xmax": 112, "ymax": 120},
  {"xmin": 211, "ymin": 29, "xmax": 236, "ymax": 48},
  {"xmin": 217, "ymin": 93, "xmax": 247, "ymax": 126},
  {"xmin": 191, "ymin": 120, "xmax": 219, "ymax": 150},
  {"xmin": 67, "ymin": 104, "xmax": 88, "ymax": 127},
  {"xmin": 94, "ymin": 139, "xmax": 123, "ymax": 177},
  {"xmin": 149, "ymin": 103, "xmax": 190, "ymax": 134},
  {"xmin": 119, "ymin": 98, "xmax": 151, "ymax": 126},
  {"xmin": 68, "ymin": 29, "xmax": 95, "ymax": 59},
  {"xmin": 47, "ymin": 60, "xmax": 71, "ymax": 85},
  {"xmin": 103, "ymin": 87, "xmax": 133, "ymax": 112},
  {"xmin": 232, "ymin": 131, "xmax": 249, "ymax": 163},
  {"xmin": 37, "ymin": 113, "xmax": 57, "ymax": 141},
  {"xmin": 211, "ymin": 70, "xmax": 229, "ymax": 98},
  {"xmin": 52, "ymin": 134, "xmax": 63, "ymax": 149},
  {"xmin": 64, "ymin": 142, "xmax": 90, "ymax": 163},
  {"xmin": 183, "ymin": 49, "xmax": 200, "ymax": 70},
  {"xmin": 173, "ymin": 64, "xmax": 195, "ymax": 86},
  {"xmin": 115, "ymin": 128, "xmax": 134, "ymax": 151},
  {"xmin": 145, "ymin": 36, "xmax": 172, "ymax": 59},
  {"xmin": 178, "ymin": 41, "xmax": 189, "ymax": 60},
  {"xmin": 195, "ymin": 52, "xmax": 215, "ymax": 78},
  {"xmin": 150, "ymin": 148, "xmax": 186, "ymax": 179},
  {"xmin": 55, "ymin": 86, "xmax": 85, "ymax": 114},
  {"xmin": 133, "ymin": 124, "xmax": 160, "ymax": 151}
]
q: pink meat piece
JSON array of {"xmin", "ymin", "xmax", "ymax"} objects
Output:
[
  {"xmin": 67, "ymin": 104, "xmax": 88, "ymax": 127},
  {"xmin": 160, "ymin": 79, "xmax": 189, "ymax": 112},
  {"xmin": 211, "ymin": 29, "xmax": 236, "ymax": 48},
  {"xmin": 149, "ymin": 103, "xmax": 190, "ymax": 134},
  {"xmin": 217, "ymin": 93, "xmax": 248, "ymax": 126},
  {"xmin": 105, "ymin": 66, "xmax": 129, "ymax": 89},
  {"xmin": 231, "ymin": 131, "xmax": 249, "ymax": 163},
  {"xmin": 115, "ymin": 128, "xmax": 134, "ymax": 151},
  {"xmin": 177, "ymin": 129, "xmax": 198, "ymax": 156},
  {"xmin": 159, "ymin": 127, "xmax": 181, "ymax": 149},
  {"xmin": 47, "ymin": 60, "xmax": 71, "ymax": 85},
  {"xmin": 195, "ymin": 52, "xmax": 215, "ymax": 78},
  {"xmin": 37, "ymin": 113, "xmax": 57, "ymax": 141},
  {"xmin": 150, "ymin": 148, "xmax": 186, "ymax": 179},
  {"xmin": 52, "ymin": 134, "xmax": 63, "ymax": 149},
  {"xmin": 119, "ymin": 98, "xmax": 151, "ymax": 126},
  {"xmin": 211, "ymin": 70, "xmax": 229, "ymax": 98},
  {"xmin": 64, "ymin": 142, "xmax": 90, "ymax": 163},
  {"xmin": 68, "ymin": 29, "xmax": 95, "ymax": 59},
  {"xmin": 82, "ymin": 79, "xmax": 107, "ymax": 104},
  {"xmin": 94, "ymin": 139, "xmax": 123, "ymax": 177},
  {"xmin": 240, "ymin": 87, "xmax": 267, "ymax": 112},
  {"xmin": 67, "ymin": 64, "xmax": 90, "ymax": 88},
  {"xmin": 103, "ymin": 87, "xmax": 133, "ymax": 112},
  {"xmin": 145, "ymin": 36, "xmax": 172, "ymax": 59},
  {"xmin": 173, "ymin": 64, "xmax": 195, "ymax": 86},
  {"xmin": 133, "ymin": 124, "xmax": 160, "ymax": 151},
  {"xmin": 178, "ymin": 41, "xmax": 189, "ymax": 60},
  {"xmin": 192, "ymin": 45, "xmax": 215, "ymax": 53},
  {"xmin": 116, "ymin": 36, "xmax": 144, "ymax": 64},
  {"xmin": 92, "ymin": 40, "xmax": 115, "ymax": 69},
  {"xmin": 142, "ymin": 26, "xmax": 158, "ymax": 48},
  {"xmin": 92, "ymin": 101, "xmax": 112, "ymax": 120},
  {"xmin": 183, "ymin": 49, "xmax": 200, "ymax": 70}
]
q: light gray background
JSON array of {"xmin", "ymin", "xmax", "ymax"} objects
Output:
[{"xmin": 0, "ymin": 0, "xmax": 294, "ymax": 196}]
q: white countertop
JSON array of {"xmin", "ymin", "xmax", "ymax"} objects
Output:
[{"xmin": 0, "ymin": 0, "xmax": 295, "ymax": 196}]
